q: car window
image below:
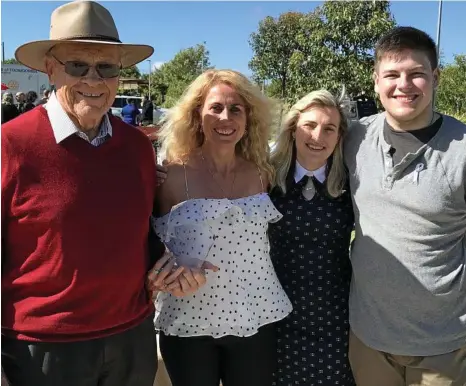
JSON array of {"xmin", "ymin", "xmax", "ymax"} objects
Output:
[{"xmin": 112, "ymin": 98, "xmax": 124, "ymax": 108}]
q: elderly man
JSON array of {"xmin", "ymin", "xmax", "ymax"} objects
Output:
[
  {"xmin": 1, "ymin": 2, "xmax": 204, "ymax": 385},
  {"xmin": 14, "ymin": 91, "xmax": 25, "ymax": 113}
]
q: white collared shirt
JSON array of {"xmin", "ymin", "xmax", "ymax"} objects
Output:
[
  {"xmin": 44, "ymin": 92, "xmax": 112, "ymax": 147},
  {"xmin": 294, "ymin": 160, "xmax": 327, "ymax": 183}
]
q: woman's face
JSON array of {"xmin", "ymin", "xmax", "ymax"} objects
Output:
[
  {"xmin": 294, "ymin": 105, "xmax": 341, "ymax": 170},
  {"xmin": 200, "ymin": 83, "xmax": 247, "ymax": 149}
]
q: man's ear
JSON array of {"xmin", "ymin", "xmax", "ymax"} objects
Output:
[
  {"xmin": 433, "ymin": 68, "xmax": 440, "ymax": 89},
  {"xmin": 44, "ymin": 56, "xmax": 55, "ymax": 86},
  {"xmin": 373, "ymin": 71, "xmax": 379, "ymax": 94}
]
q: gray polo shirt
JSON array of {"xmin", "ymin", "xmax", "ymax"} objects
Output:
[{"xmin": 345, "ymin": 112, "xmax": 466, "ymax": 356}]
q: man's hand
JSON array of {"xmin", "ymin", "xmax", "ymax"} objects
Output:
[
  {"xmin": 156, "ymin": 160, "xmax": 168, "ymax": 186},
  {"xmin": 165, "ymin": 261, "xmax": 219, "ymax": 297}
]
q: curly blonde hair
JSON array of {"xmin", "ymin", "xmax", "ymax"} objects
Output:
[
  {"xmin": 158, "ymin": 69, "xmax": 274, "ymax": 183},
  {"xmin": 271, "ymin": 89, "xmax": 349, "ymax": 197}
]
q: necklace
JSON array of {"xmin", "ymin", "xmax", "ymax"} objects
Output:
[{"xmin": 200, "ymin": 150, "xmax": 237, "ymax": 198}]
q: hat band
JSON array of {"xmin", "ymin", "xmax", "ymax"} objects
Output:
[{"xmin": 54, "ymin": 34, "xmax": 122, "ymax": 43}]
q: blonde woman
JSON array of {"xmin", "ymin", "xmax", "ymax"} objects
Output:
[
  {"xmin": 269, "ymin": 90, "xmax": 355, "ymax": 385},
  {"xmin": 151, "ymin": 69, "xmax": 292, "ymax": 386}
]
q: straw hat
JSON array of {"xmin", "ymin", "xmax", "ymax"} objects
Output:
[{"xmin": 15, "ymin": 1, "xmax": 153, "ymax": 72}]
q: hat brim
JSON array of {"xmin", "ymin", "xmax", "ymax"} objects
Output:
[{"xmin": 15, "ymin": 39, "xmax": 154, "ymax": 73}]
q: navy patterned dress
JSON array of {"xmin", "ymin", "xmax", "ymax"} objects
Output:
[{"xmin": 269, "ymin": 162, "xmax": 355, "ymax": 386}]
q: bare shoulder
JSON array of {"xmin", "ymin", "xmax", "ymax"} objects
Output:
[
  {"xmin": 237, "ymin": 158, "xmax": 269, "ymax": 193},
  {"xmin": 155, "ymin": 161, "xmax": 188, "ymax": 216}
]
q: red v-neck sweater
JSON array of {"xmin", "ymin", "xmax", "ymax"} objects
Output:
[{"xmin": 1, "ymin": 107, "xmax": 157, "ymax": 342}]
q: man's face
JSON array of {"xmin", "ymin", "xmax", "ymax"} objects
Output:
[
  {"xmin": 374, "ymin": 49, "xmax": 439, "ymax": 129},
  {"xmin": 46, "ymin": 43, "xmax": 120, "ymax": 130}
]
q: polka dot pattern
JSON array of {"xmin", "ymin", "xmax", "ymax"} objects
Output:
[
  {"xmin": 153, "ymin": 193, "xmax": 293, "ymax": 337},
  {"xmin": 269, "ymin": 177, "xmax": 355, "ymax": 385}
]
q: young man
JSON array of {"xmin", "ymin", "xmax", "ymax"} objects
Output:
[{"xmin": 344, "ymin": 26, "xmax": 466, "ymax": 385}]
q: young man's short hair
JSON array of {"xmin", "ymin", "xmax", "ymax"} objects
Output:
[{"xmin": 375, "ymin": 26, "xmax": 438, "ymax": 71}]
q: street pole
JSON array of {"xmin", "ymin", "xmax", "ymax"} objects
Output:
[
  {"xmin": 2, "ymin": 42, "xmax": 5, "ymax": 63},
  {"xmin": 435, "ymin": 0, "xmax": 443, "ymax": 61},
  {"xmin": 434, "ymin": 0, "xmax": 443, "ymax": 106},
  {"xmin": 201, "ymin": 41, "xmax": 206, "ymax": 73},
  {"xmin": 147, "ymin": 59, "xmax": 151, "ymax": 99}
]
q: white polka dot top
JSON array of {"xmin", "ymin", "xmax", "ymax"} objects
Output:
[{"xmin": 153, "ymin": 193, "xmax": 293, "ymax": 338}]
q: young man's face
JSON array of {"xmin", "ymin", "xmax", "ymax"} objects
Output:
[{"xmin": 374, "ymin": 49, "xmax": 439, "ymax": 130}]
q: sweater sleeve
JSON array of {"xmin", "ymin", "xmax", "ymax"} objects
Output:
[
  {"xmin": 147, "ymin": 220, "xmax": 165, "ymax": 270},
  {"xmin": 1, "ymin": 131, "xmax": 18, "ymax": 265},
  {"xmin": 146, "ymin": 138, "xmax": 166, "ymax": 270}
]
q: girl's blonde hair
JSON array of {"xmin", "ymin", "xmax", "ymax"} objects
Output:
[
  {"xmin": 158, "ymin": 69, "xmax": 274, "ymax": 183},
  {"xmin": 270, "ymin": 89, "xmax": 349, "ymax": 197}
]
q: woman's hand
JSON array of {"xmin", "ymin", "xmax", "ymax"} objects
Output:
[
  {"xmin": 146, "ymin": 251, "xmax": 184, "ymax": 300},
  {"xmin": 165, "ymin": 261, "xmax": 219, "ymax": 297}
]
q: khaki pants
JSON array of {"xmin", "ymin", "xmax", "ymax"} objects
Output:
[{"xmin": 349, "ymin": 331, "xmax": 466, "ymax": 386}]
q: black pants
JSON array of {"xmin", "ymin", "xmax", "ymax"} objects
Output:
[
  {"xmin": 160, "ymin": 323, "xmax": 277, "ymax": 386},
  {"xmin": 1, "ymin": 315, "xmax": 157, "ymax": 386}
]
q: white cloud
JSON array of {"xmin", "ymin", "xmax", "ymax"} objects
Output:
[{"xmin": 153, "ymin": 61, "xmax": 165, "ymax": 71}]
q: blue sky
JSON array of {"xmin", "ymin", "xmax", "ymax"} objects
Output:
[{"xmin": 2, "ymin": 1, "xmax": 465, "ymax": 76}]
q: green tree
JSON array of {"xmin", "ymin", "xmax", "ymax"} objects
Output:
[
  {"xmin": 249, "ymin": 2, "xmax": 395, "ymax": 105},
  {"xmin": 159, "ymin": 43, "xmax": 211, "ymax": 108},
  {"xmin": 138, "ymin": 44, "xmax": 210, "ymax": 108},
  {"xmin": 436, "ymin": 54, "xmax": 466, "ymax": 122},
  {"xmin": 140, "ymin": 70, "xmax": 169, "ymax": 107},
  {"xmin": 119, "ymin": 65, "xmax": 141, "ymax": 79},
  {"xmin": 2, "ymin": 58, "xmax": 20, "ymax": 64},
  {"xmin": 314, "ymin": 1, "xmax": 395, "ymax": 96},
  {"xmin": 249, "ymin": 12, "xmax": 304, "ymax": 102}
]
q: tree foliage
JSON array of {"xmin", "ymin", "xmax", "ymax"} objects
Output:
[
  {"xmin": 249, "ymin": 12, "xmax": 304, "ymax": 101},
  {"xmin": 249, "ymin": 2, "xmax": 395, "ymax": 104},
  {"xmin": 140, "ymin": 43, "xmax": 210, "ymax": 108},
  {"xmin": 119, "ymin": 65, "xmax": 141, "ymax": 79},
  {"xmin": 2, "ymin": 58, "xmax": 20, "ymax": 64},
  {"xmin": 436, "ymin": 54, "xmax": 466, "ymax": 122}
]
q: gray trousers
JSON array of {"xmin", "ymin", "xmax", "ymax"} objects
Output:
[{"xmin": 1, "ymin": 315, "xmax": 157, "ymax": 386}]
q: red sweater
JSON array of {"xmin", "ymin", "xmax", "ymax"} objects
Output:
[{"xmin": 1, "ymin": 107, "xmax": 157, "ymax": 342}]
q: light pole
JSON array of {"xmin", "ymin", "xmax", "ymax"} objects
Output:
[
  {"xmin": 201, "ymin": 41, "xmax": 206, "ymax": 73},
  {"xmin": 434, "ymin": 0, "xmax": 443, "ymax": 106},
  {"xmin": 147, "ymin": 59, "xmax": 151, "ymax": 99},
  {"xmin": 435, "ymin": 0, "xmax": 443, "ymax": 61}
]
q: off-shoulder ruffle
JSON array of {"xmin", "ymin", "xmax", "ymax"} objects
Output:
[{"xmin": 152, "ymin": 193, "xmax": 282, "ymax": 266}]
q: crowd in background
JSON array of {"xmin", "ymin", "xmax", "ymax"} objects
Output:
[{"xmin": 1, "ymin": 89, "xmax": 49, "ymax": 124}]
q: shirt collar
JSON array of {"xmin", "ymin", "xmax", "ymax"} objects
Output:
[
  {"xmin": 294, "ymin": 160, "xmax": 327, "ymax": 183},
  {"xmin": 44, "ymin": 91, "xmax": 112, "ymax": 144}
]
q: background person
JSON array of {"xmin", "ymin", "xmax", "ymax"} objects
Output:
[
  {"xmin": 1, "ymin": 92, "xmax": 20, "ymax": 124},
  {"xmin": 121, "ymin": 97, "xmax": 140, "ymax": 126},
  {"xmin": 23, "ymin": 90, "xmax": 38, "ymax": 112}
]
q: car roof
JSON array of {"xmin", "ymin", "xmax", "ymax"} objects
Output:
[{"xmin": 115, "ymin": 95, "xmax": 143, "ymax": 99}]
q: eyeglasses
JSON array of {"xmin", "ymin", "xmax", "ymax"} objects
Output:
[{"xmin": 51, "ymin": 54, "xmax": 121, "ymax": 79}]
